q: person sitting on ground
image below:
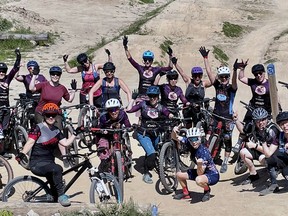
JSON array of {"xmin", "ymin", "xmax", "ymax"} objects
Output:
[
  {"xmin": 237, "ymin": 108, "xmax": 280, "ymax": 186},
  {"xmin": 63, "ymin": 50, "xmax": 112, "ymax": 107},
  {"xmin": 96, "ymin": 98, "xmax": 131, "ymax": 172},
  {"xmin": 15, "ymin": 103, "xmax": 81, "ymax": 207},
  {"xmin": 173, "ymin": 127, "xmax": 219, "ymax": 202}
]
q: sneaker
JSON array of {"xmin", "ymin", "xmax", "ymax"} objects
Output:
[
  {"xmin": 259, "ymin": 184, "xmax": 280, "ymax": 196},
  {"xmin": 202, "ymin": 188, "xmax": 211, "ymax": 202},
  {"xmin": 142, "ymin": 173, "xmax": 153, "ymax": 184},
  {"xmin": 173, "ymin": 193, "xmax": 190, "ymax": 200},
  {"xmin": 58, "ymin": 194, "xmax": 71, "ymax": 207},
  {"xmin": 63, "ymin": 158, "xmax": 70, "ymax": 168},
  {"xmin": 0, "ymin": 129, "xmax": 4, "ymax": 139},
  {"xmin": 220, "ymin": 163, "xmax": 228, "ymax": 173},
  {"xmin": 241, "ymin": 173, "xmax": 260, "ymax": 185}
]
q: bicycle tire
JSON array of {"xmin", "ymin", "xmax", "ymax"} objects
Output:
[
  {"xmin": 113, "ymin": 151, "xmax": 124, "ymax": 200},
  {"xmin": 234, "ymin": 156, "xmax": 248, "ymax": 175},
  {"xmin": 77, "ymin": 107, "xmax": 92, "ymax": 148},
  {"xmin": 178, "ymin": 148, "xmax": 195, "ymax": 171},
  {"xmin": 64, "ymin": 125, "xmax": 79, "ymax": 166},
  {"xmin": 89, "ymin": 172, "xmax": 122, "ymax": 204},
  {"xmin": 1, "ymin": 175, "xmax": 52, "ymax": 203},
  {"xmin": 0, "ymin": 155, "xmax": 14, "ymax": 197},
  {"xmin": 159, "ymin": 141, "xmax": 179, "ymax": 193}
]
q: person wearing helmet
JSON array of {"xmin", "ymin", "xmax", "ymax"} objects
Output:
[
  {"xmin": 96, "ymin": 98, "xmax": 131, "ymax": 172},
  {"xmin": 88, "ymin": 61, "xmax": 131, "ymax": 110},
  {"xmin": 154, "ymin": 70, "xmax": 189, "ymax": 116},
  {"xmin": 199, "ymin": 46, "xmax": 240, "ymax": 173},
  {"xmin": 232, "ymin": 62, "xmax": 282, "ymax": 156},
  {"xmin": 126, "ymin": 86, "xmax": 174, "ymax": 184},
  {"xmin": 0, "ymin": 48, "xmax": 21, "ymax": 158},
  {"xmin": 29, "ymin": 66, "xmax": 76, "ymax": 129},
  {"xmin": 15, "ymin": 102, "xmax": 81, "ymax": 207},
  {"xmin": 173, "ymin": 127, "xmax": 219, "ymax": 202},
  {"xmin": 235, "ymin": 108, "xmax": 280, "ymax": 190},
  {"xmin": 122, "ymin": 35, "xmax": 173, "ymax": 100},
  {"xmin": 63, "ymin": 50, "xmax": 112, "ymax": 107}
]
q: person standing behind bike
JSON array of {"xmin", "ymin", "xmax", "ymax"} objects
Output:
[
  {"xmin": 0, "ymin": 48, "xmax": 21, "ymax": 158},
  {"xmin": 126, "ymin": 86, "xmax": 174, "ymax": 184},
  {"xmin": 154, "ymin": 70, "xmax": 189, "ymax": 116},
  {"xmin": 173, "ymin": 127, "xmax": 219, "ymax": 202},
  {"xmin": 122, "ymin": 35, "xmax": 173, "ymax": 100},
  {"xmin": 96, "ymin": 98, "xmax": 131, "ymax": 172},
  {"xmin": 88, "ymin": 62, "xmax": 131, "ymax": 110},
  {"xmin": 15, "ymin": 103, "xmax": 81, "ymax": 207},
  {"xmin": 172, "ymin": 55, "xmax": 212, "ymax": 128},
  {"xmin": 63, "ymin": 50, "xmax": 112, "ymax": 107},
  {"xmin": 199, "ymin": 46, "xmax": 239, "ymax": 173},
  {"xmin": 29, "ymin": 66, "xmax": 76, "ymax": 130}
]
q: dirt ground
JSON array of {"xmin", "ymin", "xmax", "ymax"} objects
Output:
[{"xmin": 1, "ymin": 0, "xmax": 288, "ymax": 215}]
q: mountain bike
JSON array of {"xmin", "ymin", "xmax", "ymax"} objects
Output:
[
  {"xmin": 0, "ymin": 155, "xmax": 14, "ymax": 197},
  {"xmin": 1, "ymin": 148, "xmax": 122, "ymax": 204}
]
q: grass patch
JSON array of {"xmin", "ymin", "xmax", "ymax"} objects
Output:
[
  {"xmin": 0, "ymin": 17, "xmax": 13, "ymax": 31},
  {"xmin": 0, "ymin": 209, "xmax": 13, "ymax": 216},
  {"xmin": 139, "ymin": 0, "xmax": 155, "ymax": 3},
  {"xmin": 222, "ymin": 22, "xmax": 243, "ymax": 38},
  {"xmin": 159, "ymin": 38, "xmax": 173, "ymax": 57},
  {"xmin": 212, "ymin": 46, "xmax": 229, "ymax": 65},
  {"xmin": 264, "ymin": 58, "xmax": 278, "ymax": 64},
  {"xmin": 273, "ymin": 29, "xmax": 288, "ymax": 41}
]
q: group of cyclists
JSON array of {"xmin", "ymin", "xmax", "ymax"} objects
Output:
[{"xmin": 0, "ymin": 34, "xmax": 288, "ymax": 206}]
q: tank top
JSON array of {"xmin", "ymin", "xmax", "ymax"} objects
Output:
[
  {"xmin": 101, "ymin": 77, "xmax": 121, "ymax": 107},
  {"xmin": 81, "ymin": 64, "xmax": 101, "ymax": 97},
  {"xmin": 185, "ymin": 80, "xmax": 205, "ymax": 104}
]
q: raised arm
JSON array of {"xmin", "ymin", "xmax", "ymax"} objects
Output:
[
  {"xmin": 119, "ymin": 78, "xmax": 132, "ymax": 105},
  {"xmin": 29, "ymin": 74, "xmax": 37, "ymax": 92},
  {"xmin": 199, "ymin": 46, "xmax": 216, "ymax": 84},
  {"xmin": 172, "ymin": 57, "xmax": 190, "ymax": 86},
  {"xmin": 237, "ymin": 59, "xmax": 249, "ymax": 84},
  {"xmin": 62, "ymin": 55, "xmax": 80, "ymax": 73},
  {"xmin": 231, "ymin": 64, "xmax": 238, "ymax": 90}
]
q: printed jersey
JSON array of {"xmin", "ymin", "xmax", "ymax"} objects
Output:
[
  {"xmin": 213, "ymin": 79, "xmax": 237, "ymax": 118},
  {"xmin": 185, "ymin": 80, "xmax": 205, "ymax": 104},
  {"xmin": 80, "ymin": 64, "xmax": 101, "ymax": 97},
  {"xmin": 101, "ymin": 77, "xmax": 121, "ymax": 106},
  {"xmin": 159, "ymin": 84, "xmax": 187, "ymax": 113},
  {"xmin": 0, "ymin": 67, "xmax": 19, "ymax": 107},
  {"xmin": 20, "ymin": 74, "xmax": 47, "ymax": 99},
  {"xmin": 248, "ymin": 122, "xmax": 279, "ymax": 146},
  {"xmin": 35, "ymin": 82, "xmax": 70, "ymax": 113},
  {"xmin": 99, "ymin": 109, "xmax": 131, "ymax": 128},
  {"xmin": 128, "ymin": 57, "xmax": 172, "ymax": 95},
  {"xmin": 247, "ymin": 78, "xmax": 272, "ymax": 113},
  {"xmin": 28, "ymin": 123, "xmax": 65, "ymax": 162}
]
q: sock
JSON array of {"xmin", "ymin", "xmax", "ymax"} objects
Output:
[
  {"xmin": 204, "ymin": 185, "xmax": 210, "ymax": 191},
  {"xmin": 223, "ymin": 157, "xmax": 229, "ymax": 164},
  {"xmin": 183, "ymin": 187, "xmax": 188, "ymax": 195}
]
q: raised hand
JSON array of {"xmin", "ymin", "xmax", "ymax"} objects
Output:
[
  {"xmin": 123, "ymin": 35, "xmax": 128, "ymax": 50},
  {"xmin": 14, "ymin": 47, "xmax": 21, "ymax": 68},
  {"xmin": 132, "ymin": 89, "xmax": 139, "ymax": 100},
  {"xmin": 105, "ymin": 49, "xmax": 111, "ymax": 56},
  {"xmin": 171, "ymin": 57, "xmax": 178, "ymax": 65},
  {"xmin": 70, "ymin": 79, "xmax": 77, "ymax": 90},
  {"xmin": 63, "ymin": 54, "xmax": 69, "ymax": 63},
  {"xmin": 166, "ymin": 46, "xmax": 173, "ymax": 56},
  {"xmin": 199, "ymin": 46, "xmax": 210, "ymax": 58},
  {"xmin": 233, "ymin": 59, "xmax": 249, "ymax": 71}
]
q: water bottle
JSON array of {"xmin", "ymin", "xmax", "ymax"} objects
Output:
[{"xmin": 151, "ymin": 204, "xmax": 158, "ymax": 216}]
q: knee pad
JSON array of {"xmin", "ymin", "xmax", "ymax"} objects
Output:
[
  {"xmin": 223, "ymin": 134, "xmax": 232, "ymax": 152},
  {"xmin": 145, "ymin": 153, "xmax": 156, "ymax": 171}
]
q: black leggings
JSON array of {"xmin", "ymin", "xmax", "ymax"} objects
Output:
[{"xmin": 30, "ymin": 160, "xmax": 64, "ymax": 198}]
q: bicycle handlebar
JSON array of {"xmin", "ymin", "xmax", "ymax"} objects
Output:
[
  {"xmin": 62, "ymin": 147, "xmax": 106, "ymax": 159},
  {"xmin": 60, "ymin": 104, "xmax": 85, "ymax": 110}
]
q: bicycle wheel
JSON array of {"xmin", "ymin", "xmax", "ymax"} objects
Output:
[
  {"xmin": 159, "ymin": 141, "xmax": 179, "ymax": 193},
  {"xmin": 1, "ymin": 175, "xmax": 52, "ymax": 203},
  {"xmin": 64, "ymin": 125, "xmax": 79, "ymax": 166},
  {"xmin": 77, "ymin": 107, "xmax": 92, "ymax": 148},
  {"xmin": 89, "ymin": 172, "xmax": 122, "ymax": 204},
  {"xmin": 178, "ymin": 144, "xmax": 195, "ymax": 171},
  {"xmin": 0, "ymin": 155, "xmax": 14, "ymax": 197},
  {"xmin": 112, "ymin": 151, "xmax": 124, "ymax": 200}
]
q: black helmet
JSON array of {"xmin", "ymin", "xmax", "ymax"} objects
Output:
[
  {"xmin": 103, "ymin": 62, "xmax": 116, "ymax": 71},
  {"xmin": 49, "ymin": 66, "xmax": 62, "ymax": 74},
  {"xmin": 252, "ymin": 108, "xmax": 268, "ymax": 120},
  {"xmin": 252, "ymin": 64, "xmax": 265, "ymax": 74},
  {"xmin": 276, "ymin": 112, "xmax": 288, "ymax": 124},
  {"xmin": 77, "ymin": 53, "xmax": 88, "ymax": 65},
  {"xmin": 166, "ymin": 70, "xmax": 179, "ymax": 80},
  {"xmin": 0, "ymin": 62, "xmax": 8, "ymax": 73}
]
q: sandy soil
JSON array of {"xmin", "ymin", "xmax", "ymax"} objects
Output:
[{"xmin": 1, "ymin": 0, "xmax": 288, "ymax": 215}]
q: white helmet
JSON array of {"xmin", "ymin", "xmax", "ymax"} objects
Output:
[
  {"xmin": 217, "ymin": 66, "xmax": 230, "ymax": 76},
  {"xmin": 105, "ymin": 98, "xmax": 121, "ymax": 109},
  {"xmin": 186, "ymin": 127, "xmax": 202, "ymax": 138}
]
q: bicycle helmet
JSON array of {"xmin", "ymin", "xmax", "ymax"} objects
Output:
[
  {"xmin": 77, "ymin": 53, "xmax": 88, "ymax": 65},
  {"xmin": 186, "ymin": 127, "xmax": 202, "ymax": 138},
  {"xmin": 252, "ymin": 64, "xmax": 265, "ymax": 74},
  {"xmin": 252, "ymin": 107, "xmax": 268, "ymax": 120},
  {"xmin": 191, "ymin": 66, "xmax": 203, "ymax": 75},
  {"xmin": 146, "ymin": 86, "xmax": 160, "ymax": 95},
  {"xmin": 0, "ymin": 62, "xmax": 8, "ymax": 73},
  {"xmin": 166, "ymin": 70, "xmax": 179, "ymax": 79},
  {"xmin": 276, "ymin": 112, "xmax": 288, "ymax": 124},
  {"xmin": 42, "ymin": 103, "xmax": 60, "ymax": 115},
  {"xmin": 103, "ymin": 62, "xmax": 116, "ymax": 71},
  {"xmin": 49, "ymin": 66, "xmax": 62, "ymax": 74},
  {"xmin": 142, "ymin": 50, "xmax": 154, "ymax": 60},
  {"xmin": 27, "ymin": 60, "xmax": 39, "ymax": 68},
  {"xmin": 105, "ymin": 98, "xmax": 121, "ymax": 109},
  {"xmin": 217, "ymin": 66, "xmax": 230, "ymax": 76}
]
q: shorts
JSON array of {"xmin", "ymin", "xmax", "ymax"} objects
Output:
[
  {"xmin": 187, "ymin": 169, "xmax": 219, "ymax": 186},
  {"xmin": 247, "ymin": 148, "xmax": 263, "ymax": 160}
]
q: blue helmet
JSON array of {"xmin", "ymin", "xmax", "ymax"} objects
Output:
[
  {"xmin": 142, "ymin": 50, "xmax": 154, "ymax": 60},
  {"xmin": 191, "ymin": 66, "xmax": 203, "ymax": 75},
  {"xmin": 27, "ymin": 60, "xmax": 39, "ymax": 68},
  {"xmin": 49, "ymin": 66, "xmax": 62, "ymax": 74},
  {"xmin": 146, "ymin": 86, "xmax": 160, "ymax": 95}
]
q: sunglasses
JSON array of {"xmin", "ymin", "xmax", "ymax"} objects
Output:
[
  {"xmin": 143, "ymin": 58, "xmax": 153, "ymax": 63},
  {"xmin": 147, "ymin": 94, "xmax": 158, "ymax": 98},
  {"xmin": 104, "ymin": 70, "xmax": 115, "ymax": 74},
  {"xmin": 45, "ymin": 113, "xmax": 57, "ymax": 118},
  {"xmin": 107, "ymin": 107, "xmax": 120, "ymax": 112},
  {"xmin": 168, "ymin": 75, "xmax": 178, "ymax": 80},
  {"xmin": 188, "ymin": 137, "xmax": 200, "ymax": 143},
  {"xmin": 219, "ymin": 75, "xmax": 230, "ymax": 79},
  {"xmin": 192, "ymin": 74, "xmax": 202, "ymax": 78},
  {"xmin": 254, "ymin": 71, "xmax": 264, "ymax": 76},
  {"xmin": 50, "ymin": 72, "xmax": 61, "ymax": 76},
  {"xmin": 0, "ymin": 71, "xmax": 7, "ymax": 74}
]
